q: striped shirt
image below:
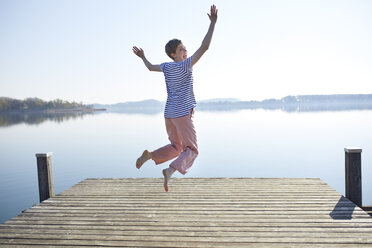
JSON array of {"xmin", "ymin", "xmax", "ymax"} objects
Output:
[{"xmin": 160, "ymin": 56, "xmax": 196, "ymax": 119}]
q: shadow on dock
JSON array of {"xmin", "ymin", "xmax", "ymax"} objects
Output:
[{"xmin": 329, "ymin": 196, "xmax": 355, "ymax": 220}]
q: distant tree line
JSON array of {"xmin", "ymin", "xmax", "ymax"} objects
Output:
[{"xmin": 0, "ymin": 97, "xmax": 94, "ymax": 112}]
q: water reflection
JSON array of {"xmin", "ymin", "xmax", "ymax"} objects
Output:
[
  {"xmin": 0, "ymin": 111, "xmax": 101, "ymax": 127},
  {"xmin": 2, "ymin": 102, "xmax": 372, "ymax": 128}
]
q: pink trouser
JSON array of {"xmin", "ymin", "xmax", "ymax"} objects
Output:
[{"xmin": 151, "ymin": 109, "xmax": 198, "ymax": 175}]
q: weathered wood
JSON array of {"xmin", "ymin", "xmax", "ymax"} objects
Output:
[
  {"xmin": 35, "ymin": 152, "xmax": 54, "ymax": 202},
  {"xmin": 2, "ymin": 223, "xmax": 372, "ymax": 234},
  {"xmin": 1, "ymin": 178, "xmax": 372, "ymax": 247},
  {"xmin": 0, "ymin": 234, "xmax": 367, "ymax": 244},
  {"xmin": 344, "ymin": 147, "xmax": 362, "ymax": 207},
  {"xmin": 2, "ymin": 239, "xmax": 372, "ymax": 248}
]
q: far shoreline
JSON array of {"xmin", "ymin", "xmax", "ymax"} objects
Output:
[{"xmin": 1, "ymin": 108, "xmax": 106, "ymax": 114}]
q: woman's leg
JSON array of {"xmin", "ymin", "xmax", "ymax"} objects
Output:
[
  {"xmin": 169, "ymin": 110, "xmax": 198, "ymax": 175},
  {"xmin": 150, "ymin": 118, "xmax": 183, "ymax": 165},
  {"xmin": 136, "ymin": 118, "xmax": 182, "ymax": 169}
]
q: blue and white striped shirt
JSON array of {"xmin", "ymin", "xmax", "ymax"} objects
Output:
[{"xmin": 160, "ymin": 56, "xmax": 196, "ymax": 119}]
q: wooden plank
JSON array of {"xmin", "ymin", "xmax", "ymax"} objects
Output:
[
  {"xmin": 2, "ymin": 224, "xmax": 372, "ymax": 233},
  {"xmin": 1, "ymin": 232, "xmax": 372, "ymax": 243},
  {"xmin": 3, "ymin": 239, "xmax": 372, "ymax": 248},
  {"xmin": 1, "ymin": 224, "xmax": 372, "ymax": 238},
  {"xmin": 19, "ymin": 209, "xmax": 369, "ymax": 215}
]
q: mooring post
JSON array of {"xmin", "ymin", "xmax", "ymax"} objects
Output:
[
  {"xmin": 36, "ymin": 152, "xmax": 54, "ymax": 202},
  {"xmin": 344, "ymin": 147, "xmax": 362, "ymax": 207}
]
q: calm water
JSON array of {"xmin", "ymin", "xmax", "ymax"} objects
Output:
[{"xmin": 0, "ymin": 109, "xmax": 371, "ymax": 223}]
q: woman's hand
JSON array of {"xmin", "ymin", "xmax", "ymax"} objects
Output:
[
  {"xmin": 208, "ymin": 5, "xmax": 218, "ymax": 24},
  {"xmin": 132, "ymin": 46, "xmax": 145, "ymax": 58}
]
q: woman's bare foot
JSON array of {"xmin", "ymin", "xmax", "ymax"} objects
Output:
[
  {"xmin": 136, "ymin": 150, "xmax": 152, "ymax": 169},
  {"xmin": 162, "ymin": 169, "xmax": 170, "ymax": 192},
  {"xmin": 162, "ymin": 167, "xmax": 175, "ymax": 192}
]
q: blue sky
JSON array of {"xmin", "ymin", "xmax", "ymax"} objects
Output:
[{"xmin": 0, "ymin": 0, "xmax": 371, "ymax": 104}]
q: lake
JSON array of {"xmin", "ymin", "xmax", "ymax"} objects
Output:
[{"xmin": 0, "ymin": 109, "xmax": 371, "ymax": 224}]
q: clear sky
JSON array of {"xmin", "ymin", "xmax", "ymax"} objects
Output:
[{"xmin": 1, "ymin": 0, "xmax": 371, "ymax": 104}]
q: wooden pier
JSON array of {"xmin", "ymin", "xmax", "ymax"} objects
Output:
[{"xmin": 1, "ymin": 178, "xmax": 372, "ymax": 247}]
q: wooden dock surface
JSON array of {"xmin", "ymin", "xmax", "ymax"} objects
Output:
[{"xmin": 1, "ymin": 178, "xmax": 372, "ymax": 247}]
